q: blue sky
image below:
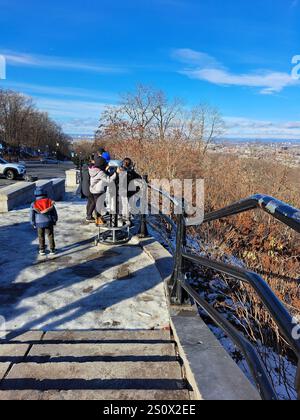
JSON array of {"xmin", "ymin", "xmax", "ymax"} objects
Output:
[{"xmin": 0, "ymin": 0, "xmax": 300, "ymax": 139}]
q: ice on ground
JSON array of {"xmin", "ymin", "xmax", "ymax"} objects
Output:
[{"xmin": 0, "ymin": 193, "xmax": 169, "ymax": 332}]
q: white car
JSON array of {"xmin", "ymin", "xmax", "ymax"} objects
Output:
[{"xmin": 0, "ymin": 157, "xmax": 26, "ymax": 180}]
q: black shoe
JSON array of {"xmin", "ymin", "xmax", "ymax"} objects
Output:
[
  {"xmin": 39, "ymin": 250, "xmax": 46, "ymax": 256},
  {"xmin": 50, "ymin": 249, "xmax": 56, "ymax": 255}
]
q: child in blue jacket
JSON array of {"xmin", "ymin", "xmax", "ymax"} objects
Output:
[{"xmin": 30, "ymin": 188, "xmax": 58, "ymax": 256}]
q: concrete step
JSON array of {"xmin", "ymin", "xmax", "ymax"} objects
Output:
[
  {"xmin": 26, "ymin": 343, "xmax": 176, "ymax": 363},
  {"xmin": 2, "ymin": 361, "xmax": 184, "ymax": 384},
  {"xmin": 0, "ymin": 363, "xmax": 10, "ymax": 381},
  {"xmin": 0, "ymin": 330, "xmax": 190, "ymax": 400},
  {"xmin": 41, "ymin": 330, "xmax": 172, "ymax": 343},
  {"xmin": 0, "ymin": 389, "xmax": 190, "ymax": 400},
  {"xmin": 0, "ymin": 362, "xmax": 186, "ymax": 397}
]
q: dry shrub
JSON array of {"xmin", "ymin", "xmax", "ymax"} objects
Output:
[{"xmin": 98, "ymin": 137, "xmax": 299, "ymax": 346}]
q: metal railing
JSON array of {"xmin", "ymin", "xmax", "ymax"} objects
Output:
[{"xmin": 140, "ymin": 184, "xmax": 300, "ymax": 401}]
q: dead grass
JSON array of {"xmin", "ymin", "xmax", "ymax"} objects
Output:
[{"xmin": 96, "ymin": 137, "xmax": 300, "ymax": 350}]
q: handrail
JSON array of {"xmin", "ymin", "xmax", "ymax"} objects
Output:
[
  {"xmin": 140, "ymin": 182, "xmax": 300, "ymax": 400},
  {"xmin": 203, "ymin": 194, "xmax": 300, "ymax": 233},
  {"xmin": 147, "ymin": 183, "xmax": 181, "ymax": 209},
  {"xmin": 179, "ymin": 275, "xmax": 278, "ymax": 400},
  {"xmin": 146, "ymin": 182, "xmax": 300, "ymax": 232},
  {"xmin": 182, "ymin": 252, "xmax": 300, "ymax": 357}
]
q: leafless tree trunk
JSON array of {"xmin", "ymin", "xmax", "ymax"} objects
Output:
[
  {"xmin": 0, "ymin": 89, "xmax": 71, "ymax": 157},
  {"xmin": 95, "ymin": 85, "xmax": 224, "ymax": 152}
]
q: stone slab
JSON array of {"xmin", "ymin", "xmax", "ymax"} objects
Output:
[
  {"xmin": 43, "ymin": 330, "xmax": 171, "ymax": 342},
  {"xmin": 51, "ymin": 178, "xmax": 65, "ymax": 201},
  {"xmin": 65, "ymin": 169, "xmax": 79, "ymax": 188},
  {"xmin": 0, "ymin": 363, "xmax": 10, "ymax": 380},
  {"xmin": 0, "ymin": 182, "xmax": 35, "ymax": 212},
  {"xmin": 28, "ymin": 343, "xmax": 176, "ymax": 360},
  {"xmin": 171, "ymin": 308, "xmax": 261, "ymax": 401},
  {"xmin": 1, "ymin": 332, "xmax": 44, "ymax": 344},
  {"xmin": 0, "ymin": 389, "xmax": 190, "ymax": 400},
  {"xmin": 1, "ymin": 362, "xmax": 184, "ymax": 392},
  {"xmin": 0, "ymin": 344, "xmax": 30, "ymax": 363}
]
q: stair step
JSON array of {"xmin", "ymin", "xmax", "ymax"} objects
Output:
[
  {"xmin": 26, "ymin": 343, "xmax": 176, "ymax": 363},
  {"xmin": 0, "ymin": 363, "xmax": 10, "ymax": 380},
  {"xmin": 0, "ymin": 332, "xmax": 44, "ymax": 344},
  {"xmin": 0, "ymin": 344, "xmax": 31, "ymax": 363},
  {"xmin": 0, "ymin": 330, "xmax": 189, "ymax": 401},
  {"xmin": 42, "ymin": 330, "xmax": 172, "ymax": 343},
  {"xmin": 0, "ymin": 389, "xmax": 190, "ymax": 400},
  {"xmin": 1, "ymin": 362, "xmax": 185, "ymax": 391}
]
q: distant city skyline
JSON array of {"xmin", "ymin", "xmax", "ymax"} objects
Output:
[{"xmin": 0, "ymin": 0, "xmax": 299, "ymax": 139}]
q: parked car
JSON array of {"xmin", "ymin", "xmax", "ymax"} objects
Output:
[
  {"xmin": 0, "ymin": 158, "xmax": 26, "ymax": 180},
  {"xmin": 40, "ymin": 157, "xmax": 60, "ymax": 165}
]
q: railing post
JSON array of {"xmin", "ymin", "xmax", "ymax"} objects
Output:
[
  {"xmin": 138, "ymin": 175, "xmax": 149, "ymax": 238},
  {"xmin": 170, "ymin": 201, "xmax": 188, "ymax": 305}
]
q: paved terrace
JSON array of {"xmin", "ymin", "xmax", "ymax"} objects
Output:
[
  {"xmin": 0, "ymin": 193, "xmax": 191, "ymax": 399},
  {"xmin": 0, "ymin": 192, "xmax": 260, "ymax": 400}
]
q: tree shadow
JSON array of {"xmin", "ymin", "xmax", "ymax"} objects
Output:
[
  {"xmin": 0, "ymin": 222, "xmax": 37, "ymax": 287},
  {"xmin": 1, "ymin": 241, "xmax": 170, "ymax": 341}
]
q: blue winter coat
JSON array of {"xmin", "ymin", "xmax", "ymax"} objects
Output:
[{"xmin": 30, "ymin": 197, "xmax": 58, "ymax": 229}]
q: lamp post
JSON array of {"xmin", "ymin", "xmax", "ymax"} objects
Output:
[{"xmin": 56, "ymin": 142, "xmax": 60, "ymax": 161}]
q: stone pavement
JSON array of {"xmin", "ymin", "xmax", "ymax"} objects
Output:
[
  {"xmin": 0, "ymin": 193, "xmax": 192, "ymax": 399},
  {"xmin": 0, "ymin": 331, "xmax": 190, "ymax": 400},
  {"xmin": 0, "ymin": 193, "xmax": 170, "ymax": 332}
]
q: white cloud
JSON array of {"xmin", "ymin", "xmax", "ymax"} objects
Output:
[
  {"xmin": 225, "ymin": 116, "xmax": 300, "ymax": 139},
  {"xmin": 184, "ymin": 68, "xmax": 298, "ymax": 94},
  {"xmin": 174, "ymin": 48, "xmax": 299, "ymax": 94},
  {"xmin": 171, "ymin": 48, "xmax": 221, "ymax": 68},
  {"xmin": 61, "ymin": 118, "xmax": 100, "ymax": 135},
  {"xmin": 1, "ymin": 81, "xmax": 117, "ymax": 102},
  {"xmin": 35, "ymin": 97, "xmax": 108, "ymax": 118},
  {"xmin": 32, "ymin": 97, "xmax": 111, "ymax": 134},
  {"xmin": 2, "ymin": 50, "xmax": 128, "ymax": 74}
]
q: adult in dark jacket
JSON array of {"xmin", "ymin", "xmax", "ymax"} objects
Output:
[
  {"xmin": 88, "ymin": 156, "xmax": 117, "ymax": 225},
  {"xmin": 81, "ymin": 163, "xmax": 91, "ymax": 199},
  {"xmin": 81, "ymin": 157, "xmax": 97, "ymax": 223},
  {"xmin": 118, "ymin": 158, "xmax": 142, "ymax": 220},
  {"xmin": 30, "ymin": 188, "xmax": 58, "ymax": 256}
]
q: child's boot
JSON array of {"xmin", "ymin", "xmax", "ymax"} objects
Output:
[{"xmin": 96, "ymin": 216, "xmax": 106, "ymax": 226}]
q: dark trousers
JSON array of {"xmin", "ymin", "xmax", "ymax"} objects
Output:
[
  {"xmin": 87, "ymin": 193, "xmax": 101, "ymax": 218},
  {"xmin": 38, "ymin": 226, "xmax": 55, "ymax": 251}
]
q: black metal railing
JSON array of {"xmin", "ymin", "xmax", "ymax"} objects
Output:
[{"xmin": 140, "ymin": 183, "xmax": 300, "ymax": 401}]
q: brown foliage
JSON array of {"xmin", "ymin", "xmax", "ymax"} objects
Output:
[{"xmin": 101, "ymin": 136, "xmax": 300, "ymax": 357}]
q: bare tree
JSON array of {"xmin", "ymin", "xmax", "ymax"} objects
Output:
[
  {"xmin": 153, "ymin": 91, "xmax": 183, "ymax": 141},
  {"xmin": 96, "ymin": 106, "xmax": 129, "ymax": 142},
  {"xmin": 178, "ymin": 104, "xmax": 225, "ymax": 154},
  {"xmin": 120, "ymin": 85, "xmax": 158, "ymax": 141},
  {"xmin": 0, "ymin": 89, "xmax": 71, "ymax": 158},
  {"xmin": 0, "ymin": 90, "xmax": 34, "ymax": 147},
  {"xmin": 95, "ymin": 85, "xmax": 224, "ymax": 152}
]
